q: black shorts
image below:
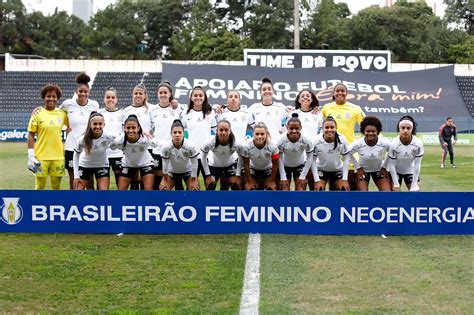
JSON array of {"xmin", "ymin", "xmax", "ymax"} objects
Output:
[
  {"xmin": 318, "ymin": 170, "xmax": 343, "ymax": 182},
  {"xmin": 79, "ymin": 166, "xmax": 110, "ymax": 180},
  {"xmin": 209, "ymin": 163, "xmax": 238, "ymax": 179},
  {"xmin": 65, "ymin": 150, "xmax": 74, "ymax": 171},
  {"xmin": 397, "ymin": 173, "xmax": 420, "ymax": 186},
  {"xmin": 250, "ymin": 168, "xmax": 272, "ymax": 180},
  {"xmin": 170, "ymin": 172, "xmax": 192, "ymax": 190},
  {"xmin": 120, "ymin": 165, "xmax": 154, "ymax": 179},
  {"xmin": 108, "ymin": 157, "xmax": 122, "ymax": 172},
  {"xmin": 284, "ymin": 164, "xmax": 304, "ymax": 180},
  {"xmin": 361, "ymin": 170, "xmax": 387, "ymax": 183},
  {"xmin": 151, "ymin": 152, "xmax": 163, "ymax": 171}
]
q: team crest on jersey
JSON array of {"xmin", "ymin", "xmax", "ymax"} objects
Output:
[
  {"xmin": 345, "ymin": 112, "xmax": 350, "ymax": 119},
  {"xmin": 139, "ymin": 147, "xmax": 145, "ymax": 152},
  {"xmin": 1, "ymin": 198, "xmax": 23, "ymax": 225},
  {"xmin": 57, "ymin": 118, "xmax": 62, "ymax": 124},
  {"xmin": 101, "ymin": 140, "xmax": 108, "ymax": 147}
]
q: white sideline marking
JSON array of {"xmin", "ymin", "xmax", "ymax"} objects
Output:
[{"xmin": 239, "ymin": 233, "xmax": 261, "ymax": 315}]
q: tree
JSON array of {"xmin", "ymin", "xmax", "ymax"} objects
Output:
[
  {"xmin": 26, "ymin": 9, "xmax": 88, "ymax": 58},
  {"xmin": 0, "ymin": 0, "xmax": 30, "ymax": 54},
  {"xmin": 82, "ymin": 1, "xmax": 147, "ymax": 59},
  {"xmin": 349, "ymin": 2, "xmax": 467, "ymax": 63},
  {"xmin": 133, "ymin": 0, "xmax": 188, "ymax": 59},
  {"xmin": 245, "ymin": 0, "xmax": 293, "ymax": 49},
  {"xmin": 447, "ymin": 35, "xmax": 474, "ymax": 63},
  {"xmin": 170, "ymin": 0, "xmax": 226, "ymax": 60},
  {"xmin": 302, "ymin": 0, "xmax": 351, "ymax": 50},
  {"xmin": 214, "ymin": 0, "xmax": 254, "ymax": 35},
  {"xmin": 444, "ymin": 0, "xmax": 474, "ymax": 35}
]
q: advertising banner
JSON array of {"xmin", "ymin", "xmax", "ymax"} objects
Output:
[
  {"xmin": 244, "ymin": 49, "xmax": 391, "ymax": 72},
  {"xmin": 162, "ymin": 64, "xmax": 471, "ymax": 132},
  {"xmin": 1, "ymin": 191, "xmax": 473, "ymax": 235}
]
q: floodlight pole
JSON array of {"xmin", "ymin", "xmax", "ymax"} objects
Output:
[{"xmin": 294, "ymin": 0, "xmax": 300, "ymax": 50}]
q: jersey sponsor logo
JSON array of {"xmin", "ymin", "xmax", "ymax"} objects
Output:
[{"xmin": 1, "ymin": 198, "xmax": 23, "ymax": 225}]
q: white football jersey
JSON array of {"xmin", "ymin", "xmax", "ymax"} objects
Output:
[
  {"xmin": 277, "ymin": 134, "xmax": 314, "ymax": 167},
  {"xmin": 150, "ymin": 104, "xmax": 182, "ymax": 155},
  {"xmin": 180, "ymin": 109, "xmax": 217, "ymax": 153},
  {"xmin": 388, "ymin": 135, "xmax": 424, "ymax": 175},
  {"xmin": 349, "ymin": 137, "xmax": 390, "ymax": 172},
  {"xmin": 289, "ymin": 109, "xmax": 323, "ymax": 140},
  {"xmin": 250, "ymin": 102, "xmax": 287, "ymax": 140},
  {"xmin": 313, "ymin": 133, "xmax": 349, "ymax": 172},
  {"xmin": 75, "ymin": 131, "xmax": 115, "ymax": 168},
  {"xmin": 98, "ymin": 108, "xmax": 123, "ymax": 158},
  {"xmin": 161, "ymin": 139, "xmax": 199, "ymax": 174},
  {"xmin": 217, "ymin": 106, "xmax": 254, "ymax": 143},
  {"xmin": 60, "ymin": 98, "xmax": 100, "ymax": 151},
  {"xmin": 242, "ymin": 139, "xmax": 279, "ymax": 170},
  {"xmin": 201, "ymin": 136, "xmax": 243, "ymax": 167},
  {"xmin": 121, "ymin": 104, "xmax": 155, "ymax": 133},
  {"xmin": 110, "ymin": 135, "xmax": 154, "ymax": 168}
]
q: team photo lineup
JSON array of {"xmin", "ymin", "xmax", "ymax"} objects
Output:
[{"xmin": 27, "ymin": 72, "xmax": 436, "ymax": 192}]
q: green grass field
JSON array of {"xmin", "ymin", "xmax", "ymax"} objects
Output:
[{"xmin": 1, "ymin": 142, "xmax": 474, "ymax": 313}]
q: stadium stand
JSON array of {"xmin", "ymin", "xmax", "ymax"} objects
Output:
[
  {"xmin": 89, "ymin": 72, "xmax": 162, "ymax": 108},
  {"xmin": 0, "ymin": 71, "xmax": 162, "ymax": 129},
  {"xmin": 0, "ymin": 71, "xmax": 77, "ymax": 128},
  {"xmin": 455, "ymin": 76, "xmax": 474, "ymax": 117}
]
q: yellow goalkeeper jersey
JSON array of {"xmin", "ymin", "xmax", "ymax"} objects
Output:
[{"xmin": 27, "ymin": 107, "xmax": 69, "ymax": 160}]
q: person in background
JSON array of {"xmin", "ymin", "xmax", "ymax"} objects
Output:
[
  {"xmin": 348, "ymin": 116, "xmax": 391, "ymax": 191},
  {"xmin": 98, "ymin": 87, "xmax": 123, "ymax": 187},
  {"xmin": 216, "ymin": 90, "xmax": 254, "ymax": 143},
  {"xmin": 150, "ymin": 80, "xmax": 182, "ymax": 189},
  {"xmin": 439, "ymin": 116, "xmax": 457, "ymax": 168},
  {"xmin": 73, "ymin": 112, "xmax": 115, "ymax": 190},
  {"xmin": 321, "ymin": 83, "xmax": 365, "ymax": 190},
  {"xmin": 249, "ymin": 77, "xmax": 288, "ymax": 141},
  {"xmin": 180, "ymin": 86, "xmax": 217, "ymax": 178},
  {"xmin": 388, "ymin": 115, "xmax": 424, "ymax": 192},
  {"xmin": 60, "ymin": 72, "xmax": 100, "ymax": 189},
  {"xmin": 27, "ymin": 84, "xmax": 69, "ymax": 190},
  {"xmin": 289, "ymin": 88, "xmax": 322, "ymax": 190}
]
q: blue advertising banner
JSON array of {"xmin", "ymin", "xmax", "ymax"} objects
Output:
[
  {"xmin": 1, "ymin": 191, "xmax": 473, "ymax": 235},
  {"xmin": 162, "ymin": 64, "xmax": 472, "ymax": 132}
]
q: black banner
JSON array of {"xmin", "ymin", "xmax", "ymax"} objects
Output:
[{"xmin": 162, "ymin": 64, "xmax": 471, "ymax": 132}]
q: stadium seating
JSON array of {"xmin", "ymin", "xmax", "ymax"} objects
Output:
[
  {"xmin": 0, "ymin": 71, "xmax": 162, "ymax": 129},
  {"xmin": 455, "ymin": 76, "xmax": 474, "ymax": 116},
  {"xmin": 89, "ymin": 72, "xmax": 162, "ymax": 107},
  {"xmin": 0, "ymin": 71, "xmax": 78, "ymax": 128}
]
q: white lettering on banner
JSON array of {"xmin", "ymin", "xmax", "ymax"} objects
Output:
[
  {"xmin": 29, "ymin": 205, "xmax": 474, "ymax": 224},
  {"xmin": 333, "ymin": 55, "xmax": 387, "ymax": 72},
  {"xmin": 364, "ymin": 106, "xmax": 425, "ymax": 114},
  {"xmin": 205, "ymin": 206, "xmax": 331, "ymax": 223},
  {"xmin": 340, "ymin": 207, "xmax": 474, "ymax": 223},
  {"xmin": 0, "ymin": 129, "xmax": 29, "ymax": 141},
  {"xmin": 31, "ymin": 204, "xmax": 198, "ymax": 222}
]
